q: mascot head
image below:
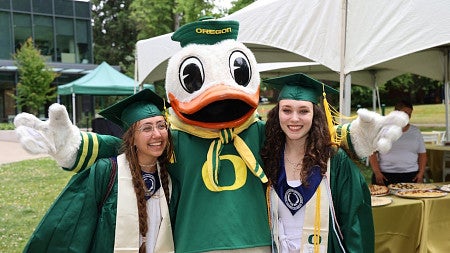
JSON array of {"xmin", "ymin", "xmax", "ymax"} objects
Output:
[{"xmin": 165, "ymin": 18, "xmax": 260, "ymax": 129}]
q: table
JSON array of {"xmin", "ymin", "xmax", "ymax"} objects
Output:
[
  {"xmin": 372, "ymin": 183, "xmax": 450, "ymax": 253},
  {"xmin": 425, "ymin": 144, "xmax": 450, "ymax": 182}
]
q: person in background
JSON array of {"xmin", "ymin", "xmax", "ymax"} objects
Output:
[
  {"xmin": 261, "ymin": 73, "xmax": 374, "ymax": 253},
  {"xmin": 23, "ymin": 88, "xmax": 174, "ymax": 252},
  {"xmin": 369, "ymin": 100, "xmax": 427, "ymax": 185}
]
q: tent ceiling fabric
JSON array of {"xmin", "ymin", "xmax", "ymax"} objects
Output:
[
  {"xmin": 136, "ymin": 0, "xmax": 450, "ymax": 87},
  {"xmin": 58, "ymin": 61, "xmax": 142, "ymax": 95}
]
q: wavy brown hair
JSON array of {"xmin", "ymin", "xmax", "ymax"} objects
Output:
[
  {"xmin": 260, "ymin": 103, "xmax": 337, "ymax": 186},
  {"xmin": 120, "ymin": 120, "xmax": 174, "ymax": 253}
]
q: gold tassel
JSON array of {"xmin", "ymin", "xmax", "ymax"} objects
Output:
[
  {"xmin": 321, "ymin": 84, "xmax": 356, "ymax": 146},
  {"xmin": 322, "ymin": 91, "xmax": 338, "ymax": 144},
  {"xmin": 163, "ymin": 99, "xmax": 176, "ymax": 163}
]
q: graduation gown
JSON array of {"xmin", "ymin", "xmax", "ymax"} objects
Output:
[
  {"xmin": 24, "ymin": 154, "xmax": 174, "ymax": 253},
  {"xmin": 269, "ymin": 149, "xmax": 374, "ymax": 253}
]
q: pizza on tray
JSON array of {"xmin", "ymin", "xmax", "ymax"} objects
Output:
[
  {"xmin": 388, "ymin": 183, "xmax": 437, "ymax": 191},
  {"xmin": 369, "ymin": 184, "xmax": 390, "ymax": 196},
  {"xmin": 439, "ymin": 184, "xmax": 450, "ymax": 192},
  {"xmin": 371, "ymin": 196, "xmax": 392, "ymax": 207},
  {"xmin": 395, "ymin": 189, "xmax": 447, "ymax": 198}
]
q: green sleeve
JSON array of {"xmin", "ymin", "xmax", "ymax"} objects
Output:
[
  {"xmin": 335, "ymin": 123, "xmax": 366, "ymax": 163},
  {"xmin": 328, "ymin": 149, "xmax": 374, "ymax": 253},
  {"xmin": 65, "ymin": 132, "xmax": 123, "ymax": 173},
  {"xmin": 24, "ymin": 158, "xmax": 118, "ymax": 252}
]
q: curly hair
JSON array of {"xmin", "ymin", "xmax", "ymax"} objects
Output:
[
  {"xmin": 260, "ymin": 103, "xmax": 336, "ymax": 187},
  {"xmin": 120, "ymin": 121, "xmax": 174, "ymax": 253}
]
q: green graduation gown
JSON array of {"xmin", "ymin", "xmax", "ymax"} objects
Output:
[
  {"xmin": 269, "ymin": 149, "xmax": 374, "ymax": 253},
  {"xmin": 24, "ymin": 153, "xmax": 174, "ymax": 253}
]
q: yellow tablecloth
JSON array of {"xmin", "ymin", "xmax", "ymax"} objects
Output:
[
  {"xmin": 372, "ymin": 197, "xmax": 423, "ymax": 253},
  {"xmin": 372, "ymin": 183, "xmax": 450, "ymax": 253}
]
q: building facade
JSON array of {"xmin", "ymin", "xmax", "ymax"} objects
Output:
[{"xmin": 0, "ymin": 0, "xmax": 98, "ymax": 122}]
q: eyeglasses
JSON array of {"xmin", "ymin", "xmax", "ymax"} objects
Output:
[{"xmin": 136, "ymin": 121, "xmax": 168, "ymax": 134}]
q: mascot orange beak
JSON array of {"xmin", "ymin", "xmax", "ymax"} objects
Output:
[{"xmin": 169, "ymin": 84, "xmax": 259, "ymax": 129}]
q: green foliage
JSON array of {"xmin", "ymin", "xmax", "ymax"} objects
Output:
[
  {"xmin": 13, "ymin": 38, "xmax": 58, "ymax": 116},
  {"xmin": 0, "ymin": 158, "xmax": 72, "ymax": 252},
  {"xmin": 380, "ymin": 73, "xmax": 442, "ymax": 106},
  {"xmin": 91, "ymin": 0, "xmax": 137, "ymax": 68},
  {"xmin": 174, "ymin": 0, "xmax": 215, "ymax": 26},
  {"xmin": 351, "ymin": 85, "xmax": 373, "ymax": 109},
  {"xmin": 91, "ymin": 0, "xmax": 226, "ymax": 79},
  {"xmin": 0, "ymin": 123, "xmax": 14, "ymax": 130},
  {"xmin": 129, "ymin": 0, "xmax": 176, "ymax": 40},
  {"xmin": 228, "ymin": 0, "xmax": 255, "ymax": 14}
]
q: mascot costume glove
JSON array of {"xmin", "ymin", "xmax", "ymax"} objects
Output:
[
  {"xmin": 14, "ymin": 103, "xmax": 81, "ymax": 168},
  {"xmin": 349, "ymin": 108, "xmax": 409, "ymax": 158}
]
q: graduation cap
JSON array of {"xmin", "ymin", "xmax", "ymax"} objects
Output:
[
  {"xmin": 99, "ymin": 88, "xmax": 167, "ymax": 131},
  {"xmin": 171, "ymin": 17, "xmax": 239, "ymax": 47},
  {"xmin": 264, "ymin": 73, "xmax": 338, "ymax": 104}
]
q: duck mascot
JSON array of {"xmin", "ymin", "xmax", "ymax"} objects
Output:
[{"xmin": 14, "ymin": 18, "xmax": 408, "ymax": 252}]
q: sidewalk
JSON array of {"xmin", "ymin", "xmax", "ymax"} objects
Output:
[{"xmin": 0, "ymin": 130, "xmax": 49, "ymax": 165}]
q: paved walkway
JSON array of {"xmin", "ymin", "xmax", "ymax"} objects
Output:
[{"xmin": 0, "ymin": 130, "xmax": 49, "ymax": 165}]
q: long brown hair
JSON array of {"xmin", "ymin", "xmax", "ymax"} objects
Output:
[
  {"xmin": 260, "ymin": 103, "xmax": 336, "ymax": 186},
  {"xmin": 120, "ymin": 120, "xmax": 174, "ymax": 253}
]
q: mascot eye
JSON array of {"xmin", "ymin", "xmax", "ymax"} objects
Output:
[
  {"xmin": 179, "ymin": 57, "xmax": 205, "ymax": 93},
  {"xmin": 229, "ymin": 50, "xmax": 251, "ymax": 87}
]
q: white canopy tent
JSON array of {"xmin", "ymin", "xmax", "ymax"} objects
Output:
[{"xmin": 135, "ymin": 0, "xmax": 450, "ymax": 130}]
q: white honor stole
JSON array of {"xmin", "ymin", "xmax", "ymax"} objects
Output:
[
  {"xmin": 299, "ymin": 164, "xmax": 331, "ymax": 253},
  {"xmin": 114, "ymin": 154, "xmax": 174, "ymax": 253}
]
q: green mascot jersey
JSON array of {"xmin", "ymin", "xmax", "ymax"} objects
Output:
[{"xmin": 168, "ymin": 122, "xmax": 271, "ymax": 252}]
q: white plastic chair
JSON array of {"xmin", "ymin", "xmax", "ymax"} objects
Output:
[
  {"xmin": 422, "ymin": 132, "xmax": 440, "ymax": 144},
  {"xmin": 432, "ymin": 131, "xmax": 446, "ymax": 144}
]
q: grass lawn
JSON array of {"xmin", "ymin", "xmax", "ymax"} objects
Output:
[{"xmin": 0, "ymin": 158, "xmax": 72, "ymax": 252}]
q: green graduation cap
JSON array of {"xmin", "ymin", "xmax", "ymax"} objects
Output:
[
  {"xmin": 171, "ymin": 17, "xmax": 239, "ymax": 47},
  {"xmin": 99, "ymin": 88, "xmax": 167, "ymax": 131},
  {"xmin": 264, "ymin": 73, "xmax": 338, "ymax": 104}
]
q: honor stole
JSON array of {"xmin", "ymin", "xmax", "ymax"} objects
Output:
[{"xmin": 270, "ymin": 163, "xmax": 331, "ymax": 253}]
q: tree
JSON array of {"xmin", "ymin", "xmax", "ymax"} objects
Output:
[
  {"xmin": 228, "ymin": 0, "xmax": 255, "ymax": 14},
  {"xmin": 91, "ymin": 0, "xmax": 137, "ymax": 71},
  {"xmin": 379, "ymin": 73, "xmax": 441, "ymax": 106},
  {"xmin": 129, "ymin": 0, "xmax": 216, "ymax": 41},
  {"xmin": 129, "ymin": 0, "xmax": 176, "ymax": 41},
  {"xmin": 13, "ymin": 37, "xmax": 58, "ymax": 116}
]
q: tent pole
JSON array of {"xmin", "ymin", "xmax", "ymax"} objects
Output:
[
  {"xmin": 445, "ymin": 48, "xmax": 449, "ymax": 141},
  {"xmin": 339, "ymin": 0, "xmax": 349, "ymax": 121},
  {"xmin": 134, "ymin": 51, "xmax": 138, "ymax": 93},
  {"xmin": 72, "ymin": 93, "xmax": 76, "ymax": 125}
]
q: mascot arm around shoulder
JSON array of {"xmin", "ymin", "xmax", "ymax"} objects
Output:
[{"xmin": 13, "ymin": 101, "xmax": 408, "ymax": 170}]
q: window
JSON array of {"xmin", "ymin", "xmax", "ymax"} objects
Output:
[
  {"xmin": 0, "ymin": 0, "xmax": 11, "ymax": 10},
  {"xmin": 34, "ymin": 15, "xmax": 54, "ymax": 61},
  {"xmin": 54, "ymin": 0, "xmax": 73, "ymax": 16},
  {"xmin": 0, "ymin": 11, "xmax": 12, "ymax": 59},
  {"xmin": 12, "ymin": 0, "xmax": 31, "ymax": 12},
  {"xmin": 76, "ymin": 19, "xmax": 91, "ymax": 63},
  {"xmin": 75, "ymin": 0, "xmax": 90, "ymax": 18},
  {"xmin": 13, "ymin": 13, "xmax": 32, "ymax": 52},
  {"xmin": 33, "ymin": 0, "xmax": 53, "ymax": 14},
  {"xmin": 55, "ymin": 17, "xmax": 75, "ymax": 62}
]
